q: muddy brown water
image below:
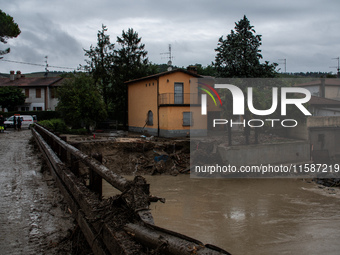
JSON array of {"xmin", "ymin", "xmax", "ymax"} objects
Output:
[{"xmin": 104, "ymin": 175, "xmax": 340, "ymax": 255}]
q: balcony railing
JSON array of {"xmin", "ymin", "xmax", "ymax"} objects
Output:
[{"xmin": 159, "ymin": 93, "xmax": 200, "ymax": 105}]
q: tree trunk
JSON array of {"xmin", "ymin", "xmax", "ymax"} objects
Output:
[
  {"xmin": 255, "ymin": 128, "xmax": 259, "ymax": 144},
  {"xmin": 227, "ymin": 125, "xmax": 232, "ymax": 146}
]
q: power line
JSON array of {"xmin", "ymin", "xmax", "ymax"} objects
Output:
[{"xmin": 0, "ymin": 59, "xmax": 77, "ymax": 70}]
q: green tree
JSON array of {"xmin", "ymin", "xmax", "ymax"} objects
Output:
[
  {"xmin": 193, "ymin": 64, "xmax": 216, "ymax": 76},
  {"xmin": 0, "ymin": 10, "xmax": 21, "ymax": 58},
  {"xmin": 113, "ymin": 28, "xmax": 152, "ymax": 127},
  {"xmin": 214, "ymin": 16, "xmax": 278, "ymax": 144},
  {"xmin": 214, "ymin": 15, "xmax": 277, "ymax": 78},
  {"xmin": 0, "ymin": 86, "xmax": 25, "ymax": 111},
  {"xmin": 57, "ymin": 73, "xmax": 107, "ymax": 131},
  {"xmin": 82, "ymin": 24, "xmax": 115, "ymax": 110}
]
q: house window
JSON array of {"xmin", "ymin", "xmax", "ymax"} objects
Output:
[
  {"xmin": 25, "ymin": 89, "xmax": 29, "ymax": 98},
  {"xmin": 147, "ymin": 110, "xmax": 153, "ymax": 126},
  {"xmin": 174, "ymin": 83, "xmax": 183, "ymax": 104},
  {"xmin": 36, "ymin": 88, "xmax": 41, "ymax": 98},
  {"xmin": 183, "ymin": 112, "xmax": 193, "ymax": 126}
]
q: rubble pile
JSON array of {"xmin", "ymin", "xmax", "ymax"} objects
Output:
[{"xmin": 71, "ymin": 138, "xmax": 190, "ymax": 176}]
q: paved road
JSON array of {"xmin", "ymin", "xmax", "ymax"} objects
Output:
[{"xmin": 0, "ymin": 130, "xmax": 74, "ymax": 254}]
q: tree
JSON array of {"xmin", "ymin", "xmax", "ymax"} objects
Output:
[
  {"xmin": 214, "ymin": 16, "xmax": 278, "ymax": 144},
  {"xmin": 192, "ymin": 64, "xmax": 216, "ymax": 76},
  {"xmin": 113, "ymin": 28, "xmax": 152, "ymax": 127},
  {"xmin": 0, "ymin": 10, "xmax": 21, "ymax": 58},
  {"xmin": 57, "ymin": 73, "xmax": 107, "ymax": 131},
  {"xmin": 0, "ymin": 86, "xmax": 25, "ymax": 111},
  {"xmin": 82, "ymin": 25, "xmax": 115, "ymax": 110},
  {"xmin": 214, "ymin": 15, "xmax": 277, "ymax": 78}
]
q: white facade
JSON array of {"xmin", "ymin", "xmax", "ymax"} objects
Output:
[{"xmin": 0, "ymin": 73, "xmax": 63, "ymax": 112}]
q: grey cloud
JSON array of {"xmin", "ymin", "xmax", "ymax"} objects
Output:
[{"xmin": 1, "ymin": 0, "xmax": 340, "ymax": 73}]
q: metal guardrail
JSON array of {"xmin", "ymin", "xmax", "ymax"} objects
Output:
[{"xmin": 32, "ymin": 124, "xmax": 231, "ymax": 255}]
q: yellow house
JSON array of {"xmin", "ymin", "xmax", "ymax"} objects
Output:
[{"xmin": 126, "ymin": 68, "xmax": 208, "ymax": 137}]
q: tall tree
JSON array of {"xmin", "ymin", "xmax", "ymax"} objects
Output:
[
  {"xmin": 113, "ymin": 28, "xmax": 151, "ymax": 127},
  {"xmin": 214, "ymin": 15, "xmax": 277, "ymax": 78},
  {"xmin": 57, "ymin": 73, "xmax": 107, "ymax": 131},
  {"xmin": 82, "ymin": 24, "xmax": 115, "ymax": 109},
  {"xmin": 0, "ymin": 86, "xmax": 25, "ymax": 111},
  {"xmin": 214, "ymin": 16, "xmax": 278, "ymax": 144},
  {"xmin": 0, "ymin": 10, "xmax": 21, "ymax": 58}
]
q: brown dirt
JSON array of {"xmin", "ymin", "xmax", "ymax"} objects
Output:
[
  {"xmin": 67, "ymin": 136, "xmax": 191, "ymax": 176},
  {"xmin": 0, "ymin": 129, "xmax": 79, "ymax": 254}
]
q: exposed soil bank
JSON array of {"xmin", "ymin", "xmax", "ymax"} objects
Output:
[{"xmin": 69, "ymin": 136, "xmax": 191, "ymax": 176}]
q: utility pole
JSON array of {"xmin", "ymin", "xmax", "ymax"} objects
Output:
[
  {"xmin": 278, "ymin": 58, "xmax": 287, "ymax": 73},
  {"xmin": 44, "ymin": 56, "xmax": 49, "ymax": 77}
]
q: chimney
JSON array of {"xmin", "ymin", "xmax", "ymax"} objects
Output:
[
  {"xmin": 10, "ymin": 71, "xmax": 15, "ymax": 81},
  {"xmin": 187, "ymin": 65, "xmax": 197, "ymax": 74},
  {"xmin": 16, "ymin": 70, "xmax": 22, "ymax": 79}
]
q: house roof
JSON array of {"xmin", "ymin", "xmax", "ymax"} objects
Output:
[
  {"xmin": 296, "ymin": 79, "xmax": 340, "ymax": 87},
  {"xmin": 309, "ymin": 96, "xmax": 340, "ymax": 107},
  {"xmin": 0, "ymin": 77, "xmax": 64, "ymax": 87},
  {"xmin": 125, "ymin": 68, "xmax": 202, "ymax": 85}
]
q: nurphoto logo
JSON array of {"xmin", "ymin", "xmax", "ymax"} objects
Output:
[
  {"xmin": 190, "ymin": 78, "xmax": 338, "ymax": 179},
  {"xmin": 199, "ymin": 80, "xmax": 311, "ymax": 128}
]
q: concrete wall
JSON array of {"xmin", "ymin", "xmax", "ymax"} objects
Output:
[
  {"xmin": 309, "ymin": 127, "xmax": 340, "ymax": 162},
  {"xmin": 218, "ymin": 141, "xmax": 310, "ymax": 166},
  {"xmin": 307, "ymin": 116, "xmax": 340, "ymax": 127},
  {"xmin": 288, "ymin": 116, "xmax": 340, "ymax": 140}
]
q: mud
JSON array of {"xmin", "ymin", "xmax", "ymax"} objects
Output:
[
  {"xmin": 69, "ymin": 136, "xmax": 191, "ymax": 176},
  {"xmin": 0, "ymin": 130, "xmax": 79, "ymax": 254}
]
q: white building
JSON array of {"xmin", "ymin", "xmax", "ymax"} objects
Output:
[{"xmin": 0, "ymin": 71, "xmax": 65, "ymax": 112}]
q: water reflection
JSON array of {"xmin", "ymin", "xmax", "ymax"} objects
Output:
[{"xmin": 103, "ymin": 176, "xmax": 340, "ymax": 255}]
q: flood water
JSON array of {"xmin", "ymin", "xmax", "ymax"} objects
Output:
[{"xmin": 103, "ymin": 176, "xmax": 340, "ymax": 255}]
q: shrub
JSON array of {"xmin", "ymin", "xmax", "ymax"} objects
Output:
[{"xmin": 38, "ymin": 119, "xmax": 67, "ymax": 133}]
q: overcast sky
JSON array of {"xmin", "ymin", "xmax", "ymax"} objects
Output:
[{"xmin": 1, "ymin": 0, "xmax": 340, "ymax": 74}]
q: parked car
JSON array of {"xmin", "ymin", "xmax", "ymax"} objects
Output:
[{"xmin": 4, "ymin": 115, "xmax": 34, "ymax": 129}]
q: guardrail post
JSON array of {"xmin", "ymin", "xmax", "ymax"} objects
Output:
[
  {"xmin": 89, "ymin": 153, "xmax": 103, "ymax": 199},
  {"xmin": 70, "ymin": 154, "xmax": 79, "ymax": 176},
  {"xmin": 60, "ymin": 136, "xmax": 67, "ymax": 163}
]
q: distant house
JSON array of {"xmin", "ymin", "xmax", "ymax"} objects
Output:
[
  {"xmin": 308, "ymin": 96, "xmax": 340, "ymax": 116},
  {"xmin": 288, "ymin": 82, "xmax": 340, "ymax": 163},
  {"xmin": 126, "ymin": 68, "xmax": 209, "ymax": 137},
  {"xmin": 0, "ymin": 71, "xmax": 64, "ymax": 112},
  {"xmin": 297, "ymin": 78, "xmax": 340, "ymax": 100}
]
